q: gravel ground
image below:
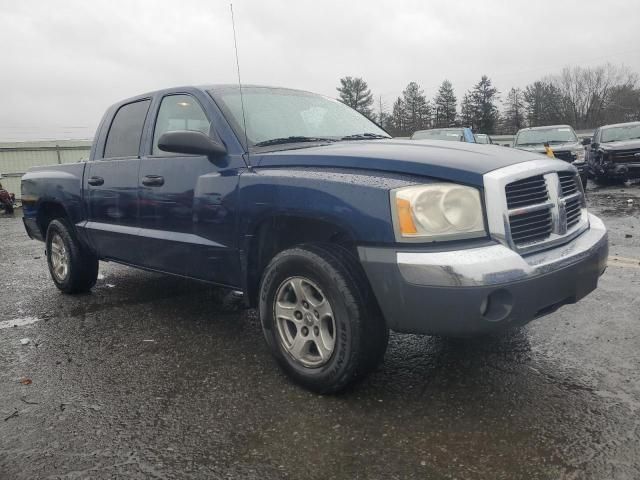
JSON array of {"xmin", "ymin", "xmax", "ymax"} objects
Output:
[{"xmin": 0, "ymin": 181, "xmax": 639, "ymax": 480}]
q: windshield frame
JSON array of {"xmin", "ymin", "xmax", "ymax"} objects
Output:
[
  {"xmin": 514, "ymin": 126, "xmax": 579, "ymax": 147},
  {"xmin": 208, "ymin": 86, "xmax": 390, "ymax": 152}
]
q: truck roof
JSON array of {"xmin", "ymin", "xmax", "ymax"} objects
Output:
[{"xmin": 112, "ymin": 84, "xmax": 315, "ymax": 105}]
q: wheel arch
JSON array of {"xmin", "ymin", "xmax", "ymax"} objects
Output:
[
  {"xmin": 36, "ymin": 201, "xmax": 72, "ymax": 238},
  {"xmin": 244, "ymin": 214, "xmax": 359, "ymax": 307}
]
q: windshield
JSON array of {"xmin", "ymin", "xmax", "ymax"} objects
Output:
[
  {"xmin": 601, "ymin": 124, "xmax": 640, "ymax": 143},
  {"xmin": 210, "ymin": 87, "xmax": 389, "ymax": 148},
  {"xmin": 514, "ymin": 127, "xmax": 578, "ymax": 146},
  {"xmin": 411, "ymin": 129, "xmax": 463, "ymax": 141}
]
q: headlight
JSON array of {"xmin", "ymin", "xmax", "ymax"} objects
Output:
[
  {"xmin": 573, "ymin": 148, "xmax": 585, "ymax": 162},
  {"xmin": 391, "ymin": 183, "xmax": 486, "ymax": 241}
]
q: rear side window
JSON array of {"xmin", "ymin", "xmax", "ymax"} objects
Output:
[
  {"xmin": 103, "ymin": 100, "xmax": 151, "ymax": 158},
  {"xmin": 152, "ymin": 95, "xmax": 210, "ymax": 155}
]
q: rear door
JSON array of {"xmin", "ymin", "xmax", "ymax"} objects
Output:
[
  {"xmin": 137, "ymin": 92, "xmax": 240, "ymax": 284},
  {"xmin": 85, "ymin": 99, "xmax": 150, "ymax": 264}
]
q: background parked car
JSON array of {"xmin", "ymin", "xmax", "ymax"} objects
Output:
[
  {"xmin": 585, "ymin": 121, "xmax": 640, "ymax": 183},
  {"xmin": 474, "ymin": 133, "xmax": 493, "ymax": 144},
  {"xmin": 411, "ymin": 127, "xmax": 476, "ymax": 143},
  {"xmin": 513, "ymin": 125, "xmax": 587, "ymax": 187}
]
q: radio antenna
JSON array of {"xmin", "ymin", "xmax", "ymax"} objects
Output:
[{"xmin": 230, "ymin": 3, "xmax": 251, "ymax": 167}]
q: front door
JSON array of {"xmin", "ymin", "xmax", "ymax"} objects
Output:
[
  {"xmin": 85, "ymin": 99, "xmax": 150, "ymax": 264},
  {"xmin": 137, "ymin": 93, "xmax": 239, "ymax": 284}
]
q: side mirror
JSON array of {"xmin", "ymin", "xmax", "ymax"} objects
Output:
[
  {"xmin": 158, "ymin": 130, "xmax": 227, "ymax": 157},
  {"xmin": 582, "ymin": 137, "xmax": 592, "ymax": 146}
]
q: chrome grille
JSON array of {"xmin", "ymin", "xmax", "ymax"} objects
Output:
[
  {"xmin": 483, "ymin": 159, "xmax": 589, "ymax": 255},
  {"xmin": 553, "ymin": 150, "xmax": 574, "ymax": 162},
  {"xmin": 509, "ymin": 208, "xmax": 553, "ymax": 245},
  {"xmin": 611, "ymin": 148, "xmax": 640, "ymax": 163},
  {"xmin": 505, "ymin": 175, "xmax": 548, "ymax": 209},
  {"xmin": 558, "ymin": 171, "xmax": 578, "ymax": 196},
  {"xmin": 566, "ymin": 197, "xmax": 582, "ymax": 228}
]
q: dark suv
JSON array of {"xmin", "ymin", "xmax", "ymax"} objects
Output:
[
  {"xmin": 586, "ymin": 121, "xmax": 640, "ymax": 183},
  {"xmin": 514, "ymin": 125, "xmax": 587, "ymax": 187}
]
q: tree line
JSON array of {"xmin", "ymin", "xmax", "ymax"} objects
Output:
[{"xmin": 336, "ymin": 64, "xmax": 640, "ymax": 137}]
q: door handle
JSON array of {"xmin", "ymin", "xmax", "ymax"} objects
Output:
[
  {"xmin": 87, "ymin": 176, "xmax": 104, "ymax": 186},
  {"xmin": 142, "ymin": 175, "xmax": 165, "ymax": 187}
]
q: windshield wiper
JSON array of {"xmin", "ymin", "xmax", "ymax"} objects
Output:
[
  {"xmin": 547, "ymin": 140, "xmax": 572, "ymax": 145},
  {"xmin": 254, "ymin": 136, "xmax": 337, "ymax": 147},
  {"xmin": 515, "ymin": 142, "xmax": 541, "ymax": 146},
  {"xmin": 341, "ymin": 133, "xmax": 390, "ymax": 140}
]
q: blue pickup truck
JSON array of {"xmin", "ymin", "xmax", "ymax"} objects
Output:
[{"xmin": 21, "ymin": 85, "xmax": 608, "ymax": 393}]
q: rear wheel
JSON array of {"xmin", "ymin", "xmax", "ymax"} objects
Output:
[
  {"xmin": 46, "ymin": 219, "xmax": 98, "ymax": 293},
  {"xmin": 259, "ymin": 244, "xmax": 388, "ymax": 393}
]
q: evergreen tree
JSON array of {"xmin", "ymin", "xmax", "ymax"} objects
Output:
[
  {"xmin": 459, "ymin": 93, "xmax": 475, "ymax": 128},
  {"xmin": 401, "ymin": 82, "xmax": 432, "ymax": 133},
  {"xmin": 391, "ymin": 97, "xmax": 407, "ymax": 136},
  {"xmin": 336, "ymin": 76, "xmax": 374, "ymax": 118},
  {"xmin": 468, "ymin": 75, "xmax": 499, "ymax": 133},
  {"xmin": 523, "ymin": 81, "xmax": 565, "ymax": 127},
  {"xmin": 433, "ymin": 80, "xmax": 457, "ymax": 127},
  {"xmin": 501, "ymin": 87, "xmax": 526, "ymax": 133}
]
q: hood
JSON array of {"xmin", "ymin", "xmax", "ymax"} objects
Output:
[
  {"xmin": 600, "ymin": 139, "xmax": 640, "ymax": 151},
  {"xmin": 254, "ymin": 139, "xmax": 544, "ymax": 186},
  {"xmin": 515, "ymin": 142, "xmax": 582, "ymax": 153}
]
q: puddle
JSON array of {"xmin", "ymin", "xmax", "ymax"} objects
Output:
[{"xmin": 0, "ymin": 316, "xmax": 43, "ymax": 330}]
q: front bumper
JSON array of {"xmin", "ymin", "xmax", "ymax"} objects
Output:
[
  {"xmin": 592, "ymin": 161, "xmax": 640, "ymax": 180},
  {"xmin": 604, "ymin": 162, "xmax": 640, "ymax": 179},
  {"xmin": 359, "ymin": 213, "xmax": 608, "ymax": 336}
]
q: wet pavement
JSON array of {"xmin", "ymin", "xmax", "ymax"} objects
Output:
[{"xmin": 1, "ymin": 182, "xmax": 639, "ymax": 480}]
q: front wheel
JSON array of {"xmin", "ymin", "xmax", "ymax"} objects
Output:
[
  {"xmin": 259, "ymin": 244, "xmax": 388, "ymax": 394},
  {"xmin": 46, "ymin": 219, "xmax": 99, "ymax": 293}
]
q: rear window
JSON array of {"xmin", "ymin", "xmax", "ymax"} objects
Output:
[{"xmin": 103, "ymin": 100, "xmax": 151, "ymax": 158}]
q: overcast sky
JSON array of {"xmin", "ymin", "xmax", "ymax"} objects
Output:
[{"xmin": 2, "ymin": 0, "xmax": 639, "ymax": 141}]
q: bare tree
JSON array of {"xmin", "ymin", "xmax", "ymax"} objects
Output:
[
  {"xmin": 551, "ymin": 64, "xmax": 638, "ymax": 128},
  {"xmin": 603, "ymin": 85, "xmax": 640, "ymax": 124}
]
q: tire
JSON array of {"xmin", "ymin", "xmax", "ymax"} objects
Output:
[
  {"xmin": 580, "ymin": 173, "xmax": 588, "ymax": 190},
  {"xmin": 46, "ymin": 219, "xmax": 99, "ymax": 294},
  {"xmin": 593, "ymin": 175, "xmax": 616, "ymax": 186},
  {"xmin": 259, "ymin": 243, "xmax": 388, "ymax": 394}
]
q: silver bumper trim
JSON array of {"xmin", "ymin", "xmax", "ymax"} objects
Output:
[{"xmin": 397, "ymin": 213, "xmax": 608, "ymax": 287}]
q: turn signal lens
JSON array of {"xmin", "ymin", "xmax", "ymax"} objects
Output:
[{"xmin": 396, "ymin": 197, "xmax": 417, "ymax": 234}]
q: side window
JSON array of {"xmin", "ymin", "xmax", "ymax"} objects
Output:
[
  {"xmin": 103, "ymin": 100, "xmax": 151, "ymax": 159},
  {"xmin": 152, "ymin": 95, "xmax": 211, "ymax": 156}
]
